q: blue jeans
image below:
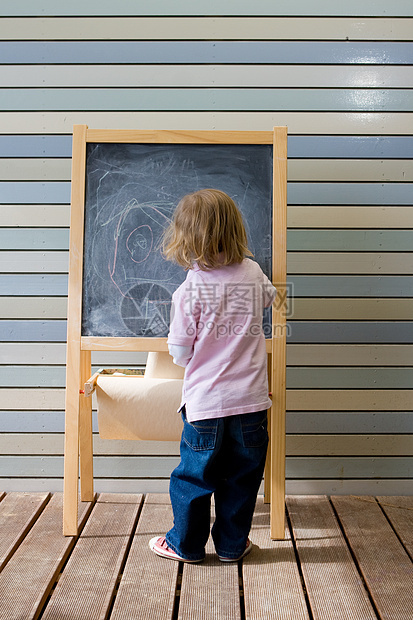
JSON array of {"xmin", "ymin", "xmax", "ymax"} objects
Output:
[{"xmin": 166, "ymin": 408, "xmax": 268, "ymax": 561}]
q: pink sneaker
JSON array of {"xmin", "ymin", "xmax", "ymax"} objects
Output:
[
  {"xmin": 149, "ymin": 537, "xmax": 202, "ymax": 563},
  {"xmin": 218, "ymin": 538, "xmax": 253, "ymax": 562}
]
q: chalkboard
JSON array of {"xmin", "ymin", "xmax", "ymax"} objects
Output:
[{"xmin": 82, "ymin": 142, "xmax": 273, "ymax": 338}]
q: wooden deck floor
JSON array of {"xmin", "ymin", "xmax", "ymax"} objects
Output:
[{"xmin": 0, "ymin": 493, "xmax": 412, "ymax": 620}]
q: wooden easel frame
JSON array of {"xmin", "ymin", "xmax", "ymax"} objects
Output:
[{"xmin": 63, "ymin": 126, "xmax": 287, "ymax": 538}]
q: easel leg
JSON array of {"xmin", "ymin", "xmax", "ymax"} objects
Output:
[
  {"xmin": 270, "ymin": 400, "xmax": 286, "ymax": 540},
  {"xmin": 63, "ymin": 371, "xmax": 80, "ymax": 536},
  {"xmin": 80, "ymin": 350, "xmax": 94, "ymax": 501}
]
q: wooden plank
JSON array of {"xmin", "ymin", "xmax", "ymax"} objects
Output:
[
  {"xmin": 2, "ymin": 158, "xmax": 413, "ymax": 182},
  {"xmin": 243, "ymin": 497, "xmax": 309, "ymax": 619},
  {"xmin": 0, "ymin": 492, "xmax": 50, "ymax": 572},
  {"xmin": 0, "ymin": 493, "xmax": 92, "ymax": 620},
  {"xmin": 331, "ymin": 495, "xmax": 413, "ymax": 620},
  {"xmin": 0, "ymin": 432, "xmax": 411, "ymax": 457},
  {"xmin": 2, "ymin": 40, "xmax": 411, "ymax": 65},
  {"xmin": 0, "ymin": 112, "xmax": 411, "ymax": 135},
  {"xmin": 287, "ymin": 496, "xmax": 377, "ymax": 620},
  {"xmin": 178, "ymin": 538, "xmax": 241, "ymax": 620},
  {"xmin": 42, "ymin": 494, "xmax": 142, "ymax": 620},
  {"xmin": 3, "ymin": 250, "xmax": 413, "ymax": 277},
  {"xmin": 3, "ymin": 88, "xmax": 412, "ymax": 113},
  {"xmin": 2, "ymin": 342, "xmax": 413, "ymax": 367},
  {"xmin": 110, "ymin": 494, "xmax": 179, "ymax": 620},
  {"xmin": 2, "ymin": 65, "xmax": 412, "ymax": 89},
  {"xmin": 288, "ymin": 206, "xmax": 413, "ymax": 229},
  {"xmin": 289, "ymin": 160, "xmax": 413, "ymax": 182},
  {"xmin": 0, "ymin": 206, "xmax": 70, "ymax": 227},
  {"xmin": 2, "ymin": 17, "xmax": 413, "ymax": 40},
  {"xmin": 2, "ymin": 386, "xmax": 413, "ymax": 412},
  {"xmin": 287, "ymin": 390, "xmax": 413, "ymax": 411},
  {"xmin": 3, "ymin": 0, "xmax": 413, "ymax": 17},
  {"xmin": 0, "ymin": 297, "xmax": 68, "ymax": 319},
  {"xmin": 287, "ymin": 344, "xmax": 413, "ymax": 366},
  {"xmin": 291, "ymin": 299, "xmax": 413, "ymax": 320},
  {"xmin": 288, "ymin": 253, "xmax": 413, "ymax": 275},
  {"xmin": 376, "ymin": 496, "xmax": 413, "ymax": 558},
  {"xmin": 0, "ymin": 343, "xmax": 147, "ymax": 365}
]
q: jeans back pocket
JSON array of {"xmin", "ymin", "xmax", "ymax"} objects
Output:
[
  {"xmin": 182, "ymin": 417, "xmax": 218, "ymax": 451},
  {"xmin": 241, "ymin": 410, "xmax": 268, "ymax": 448}
]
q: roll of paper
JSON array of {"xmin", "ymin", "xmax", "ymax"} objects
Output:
[
  {"xmin": 97, "ymin": 375, "xmax": 184, "ymax": 441},
  {"xmin": 144, "ymin": 351, "xmax": 185, "ymax": 380}
]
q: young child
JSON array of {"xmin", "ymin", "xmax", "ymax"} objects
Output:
[{"xmin": 149, "ymin": 189, "xmax": 276, "ymax": 563}]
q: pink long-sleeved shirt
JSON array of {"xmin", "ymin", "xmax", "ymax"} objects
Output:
[{"xmin": 167, "ymin": 258, "xmax": 276, "ymax": 422}]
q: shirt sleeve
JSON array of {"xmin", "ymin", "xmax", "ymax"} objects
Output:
[
  {"xmin": 167, "ymin": 279, "xmax": 200, "ymax": 348},
  {"xmin": 262, "ymin": 273, "xmax": 277, "ymax": 308},
  {"xmin": 168, "ymin": 344, "xmax": 193, "ymax": 367}
]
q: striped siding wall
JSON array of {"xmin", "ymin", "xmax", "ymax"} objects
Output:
[{"xmin": 0, "ymin": 1, "xmax": 412, "ymax": 494}]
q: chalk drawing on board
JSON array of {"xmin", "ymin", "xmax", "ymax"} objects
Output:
[{"xmin": 82, "ymin": 143, "xmax": 272, "ymax": 338}]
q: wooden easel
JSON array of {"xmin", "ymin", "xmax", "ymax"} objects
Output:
[{"xmin": 63, "ymin": 126, "xmax": 287, "ymax": 538}]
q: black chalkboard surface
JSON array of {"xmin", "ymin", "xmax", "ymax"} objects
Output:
[{"xmin": 82, "ymin": 143, "xmax": 273, "ymax": 338}]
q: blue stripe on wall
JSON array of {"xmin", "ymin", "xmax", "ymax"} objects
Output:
[
  {"xmin": 2, "ymin": 88, "xmax": 412, "ymax": 112},
  {"xmin": 1, "ymin": 41, "xmax": 412, "ymax": 64},
  {"xmin": 0, "ymin": 320, "xmax": 412, "ymax": 343},
  {"xmin": 1, "ymin": 135, "xmax": 412, "ymax": 159},
  {"xmin": 2, "ymin": 182, "xmax": 412, "ymax": 205}
]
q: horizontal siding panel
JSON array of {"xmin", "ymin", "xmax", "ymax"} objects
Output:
[
  {"xmin": 1, "ymin": 275, "xmax": 412, "ymax": 297},
  {"xmin": 2, "ymin": 229, "xmax": 411, "ymax": 252},
  {"xmin": 1, "ymin": 112, "xmax": 411, "ymax": 135},
  {"xmin": 289, "ymin": 183, "xmax": 413, "ymax": 205},
  {"xmin": 2, "ymin": 251, "xmax": 412, "ymax": 275},
  {"xmin": 0, "ymin": 252, "xmax": 68, "ymax": 273},
  {"xmin": 288, "ymin": 412, "xmax": 413, "ymax": 434},
  {"xmin": 288, "ymin": 160, "xmax": 413, "ymax": 182},
  {"xmin": 3, "ymin": 0, "xmax": 413, "ymax": 18},
  {"xmin": 2, "ymin": 387, "xmax": 412, "ymax": 411},
  {"xmin": 289, "ymin": 231, "xmax": 413, "ymax": 251},
  {"xmin": 291, "ymin": 299, "xmax": 413, "ymax": 320},
  {"xmin": 2, "ymin": 41, "xmax": 412, "ymax": 64},
  {"xmin": 289, "ymin": 322, "xmax": 413, "ymax": 344},
  {"xmin": 2, "ymin": 88, "xmax": 412, "ymax": 112},
  {"xmin": 287, "ymin": 390, "xmax": 413, "ymax": 410},
  {"xmin": 288, "ymin": 206, "xmax": 413, "ymax": 229},
  {"xmin": 0, "ymin": 343, "xmax": 147, "ymax": 366},
  {"xmin": 0, "ymin": 229, "xmax": 69, "ymax": 250},
  {"xmin": 0, "ymin": 455, "xmax": 411, "ymax": 479},
  {"xmin": 0, "ymin": 206, "xmax": 70, "ymax": 227},
  {"xmin": 2, "ymin": 411, "xmax": 412, "ymax": 435},
  {"xmin": 2, "ymin": 65, "xmax": 412, "ymax": 89},
  {"xmin": 3, "ymin": 158, "xmax": 413, "ymax": 182},
  {"xmin": 2, "ymin": 182, "xmax": 412, "ymax": 205},
  {"xmin": 0, "ymin": 433, "xmax": 411, "ymax": 457},
  {"xmin": 289, "ymin": 276, "xmax": 413, "ymax": 297},
  {"xmin": 288, "ymin": 253, "xmax": 413, "ymax": 274},
  {"xmin": 2, "ymin": 206, "xmax": 412, "ymax": 231},
  {"xmin": 2, "ymin": 343, "xmax": 412, "ymax": 367},
  {"xmin": 2, "ymin": 17, "xmax": 413, "ymax": 41},
  {"xmin": 1, "ymin": 320, "xmax": 412, "ymax": 343},
  {"xmin": 0, "ymin": 297, "xmax": 67, "ymax": 319},
  {"xmin": 0, "ymin": 389, "xmax": 65, "ymax": 410},
  {"xmin": 1, "ymin": 297, "xmax": 412, "ymax": 321},
  {"xmin": 3, "ymin": 135, "xmax": 412, "ymax": 160},
  {"xmin": 2, "ymin": 478, "xmax": 411, "ymax": 495},
  {"xmin": 2, "ymin": 366, "xmax": 412, "ymax": 389},
  {"xmin": 2, "ymin": 135, "xmax": 413, "ymax": 162}
]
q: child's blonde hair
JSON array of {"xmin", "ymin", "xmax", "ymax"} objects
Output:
[{"xmin": 162, "ymin": 189, "xmax": 252, "ymax": 270}]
